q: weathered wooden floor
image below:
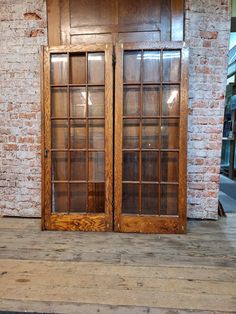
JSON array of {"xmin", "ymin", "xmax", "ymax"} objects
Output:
[{"xmin": 0, "ymin": 215, "xmax": 236, "ymax": 314}]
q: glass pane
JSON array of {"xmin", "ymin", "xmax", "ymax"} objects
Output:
[
  {"xmin": 88, "ymin": 87, "xmax": 105, "ymax": 117},
  {"xmin": 124, "ymin": 51, "xmax": 141, "ymax": 83},
  {"xmin": 51, "ymin": 88, "xmax": 68, "ymax": 117},
  {"xmin": 123, "ymin": 86, "xmax": 140, "ymax": 116},
  {"xmin": 122, "ymin": 183, "xmax": 139, "ymax": 214},
  {"xmin": 70, "ymin": 87, "xmax": 86, "ymax": 118},
  {"xmin": 70, "ymin": 120, "xmax": 86, "ymax": 149},
  {"xmin": 161, "ymin": 119, "xmax": 179, "ymax": 149},
  {"xmin": 89, "ymin": 120, "xmax": 104, "ymax": 149},
  {"xmin": 52, "ymin": 120, "xmax": 68, "ymax": 149},
  {"xmin": 162, "ymin": 85, "xmax": 180, "ymax": 116},
  {"xmin": 70, "ymin": 183, "xmax": 87, "ymax": 213},
  {"xmin": 142, "ymin": 119, "xmax": 159, "ymax": 149},
  {"xmin": 163, "ymin": 50, "xmax": 181, "ymax": 82},
  {"xmin": 70, "ymin": 53, "xmax": 86, "ymax": 84},
  {"xmin": 52, "ymin": 183, "xmax": 68, "ymax": 213},
  {"xmin": 88, "ymin": 52, "xmax": 105, "ymax": 84},
  {"xmin": 52, "ymin": 152, "xmax": 68, "ymax": 181},
  {"xmin": 89, "ymin": 152, "xmax": 104, "ymax": 181},
  {"xmin": 143, "ymin": 51, "xmax": 161, "ymax": 83},
  {"xmin": 50, "ymin": 54, "xmax": 68, "ymax": 85},
  {"xmin": 123, "ymin": 152, "xmax": 139, "ymax": 182},
  {"xmin": 160, "ymin": 185, "xmax": 178, "ymax": 215},
  {"xmin": 70, "ymin": 151, "xmax": 86, "ymax": 181},
  {"xmin": 142, "ymin": 152, "xmax": 159, "ymax": 182},
  {"xmin": 88, "ymin": 182, "xmax": 105, "ymax": 213},
  {"xmin": 142, "ymin": 184, "xmax": 158, "ymax": 215},
  {"xmin": 123, "ymin": 119, "xmax": 139, "ymax": 149},
  {"xmin": 161, "ymin": 152, "xmax": 179, "ymax": 182},
  {"xmin": 143, "ymin": 86, "xmax": 160, "ymax": 116}
]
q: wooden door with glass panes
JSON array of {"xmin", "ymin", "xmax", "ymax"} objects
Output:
[
  {"xmin": 42, "ymin": 44, "xmax": 113, "ymax": 231},
  {"xmin": 114, "ymin": 42, "xmax": 188, "ymax": 233}
]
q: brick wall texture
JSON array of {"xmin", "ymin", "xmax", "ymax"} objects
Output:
[{"xmin": 0, "ymin": 0, "xmax": 232, "ymax": 219}]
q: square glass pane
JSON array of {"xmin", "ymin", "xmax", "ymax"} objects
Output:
[
  {"xmin": 51, "ymin": 87, "xmax": 68, "ymax": 117},
  {"xmin": 163, "ymin": 50, "xmax": 181, "ymax": 82},
  {"xmin": 161, "ymin": 119, "xmax": 179, "ymax": 149},
  {"xmin": 70, "ymin": 151, "xmax": 86, "ymax": 181},
  {"xmin": 52, "ymin": 120, "xmax": 68, "ymax": 149},
  {"xmin": 70, "ymin": 120, "xmax": 86, "ymax": 149},
  {"xmin": 142, "ymin": 152, "xmax": 159, "ymax": 182},
  {"xmin": 89, "ymin": 152, "xmax": 104, "ymax": 181},
  {"xmin": 122, "ymin": 183, "xmax": 139, "ymax": 214},
  {"xmin": 161, "ymin": 152, "xmax": 179, "ymax": 182},
  {"xmin": 52, "ymin": 152, "xmax": 68, "ymax": 181},
  {"xmin": 88, "ymin": 87, "xmax": 105, "ymax": 117},
  {"xmin": 143, "ymin": 51, "xmax": 161, "ymax": 83},
  {"xmin": 70, "ymin": 53, "xmax": 86, "ymax": 84},
  {"xmin": 143, "ymin": 86, "xmax": 160, "ymax": 116},
  {"xmin": 162, "ymin": 85, "xmax": 180, "ymax": 116},
  {"xmin": 142, "ymin": 119, "xmax": 159, "ymax": 149},
  {"xmin": 87, "ymin": 182, "xmax": 105, "ymax": 213},
  {"xmin": 123, "ymin": 152, "xmax": 139, "ymax": 182},
  {"xmin": 123, "ymin": 119, "xmax": 139, "ymax": 149},
  {"xmin": 89, "ymin": 120, "xmax": 104, "ymax": 149},
  {"xmin": 123, "ymin": 86, "xmax": 140, "ymax": 116},
  {"xmin": 160, "ymin": 184, "xmax": 178, "ymax": 215},
  {"xmin": 88, "ymin": 52, "xmax": 105, "ymax": 84},
  {"xmin": 124, "ymin": 51, "xmax": 141, "ymax": 83},
  {"xmin": 50, "ymin": 54, "xmax": 68, "ymax": 85},
  {"xmin": 70, "ymin": 183, "xmax": 87, "ymax": 213},
  {"xmin": 70, "ymin": 87, "xmax": 86, "ymax": 118},
  {"xmin": 52, "ymin": 183, "xmax": 68, "ymax": 213},
  {"xmin": 142, "ymin": 184, "xmax": 158, "ymax": 215}
]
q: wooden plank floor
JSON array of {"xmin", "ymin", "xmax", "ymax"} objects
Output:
[{"xmin": 0, "ymin": 215, "xmax": 236, "ymax": 313}]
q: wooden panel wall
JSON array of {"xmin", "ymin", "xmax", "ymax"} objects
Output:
[{"xmin": 47, "ymin": 0, "xmax": 184, "ymax": 46}]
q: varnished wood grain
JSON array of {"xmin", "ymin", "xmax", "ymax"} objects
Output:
[{"xmin": 47, "ymin": 0, "xmax": 61, "ymax": 46}]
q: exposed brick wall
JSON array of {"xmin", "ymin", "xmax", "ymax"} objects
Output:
[
  {"xmin": 185, "ymin": 0, "xmax": 231, "ymax": 219},
  {"xmin": 0, "ymin": 0, "xmax": 47, "ymax": 216},
  {"xmin": 0, "ymin": 0, "xmax": 232, "ymax": 219}
]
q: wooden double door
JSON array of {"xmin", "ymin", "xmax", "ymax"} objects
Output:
[{"xmin": 42, "ymin": 42, "xmax": 188, "ymax": 233}]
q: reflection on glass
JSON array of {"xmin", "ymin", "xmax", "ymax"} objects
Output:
[
  {"xmin": 51, "ymin": 88, "xmax": 68, "ymax": 117},
  {"xmin": 162, "ymin": 85, "xmax": 180, "ymax": 116},
  {"xmin": 122, "ymin": 183, "xmax": 139, "ymax": 214},
  {"xmin": 52, "ymin": 152, "xmax": 68, "ymax": 181},
  {"xmin": 123, "ymin": 119, "xmax": 139, "ymax": 149},
  {"xmin": 123, "ymin": 152, "xmax": 139, "ymax": 182},
  {"xmin": 142, "ymin": 184, "xmax": 158, "ymax": 215},
  {"xmin": 87, "ymin": 182, "xmax": 105, "ymax": 213},
  {"xmin": 123, "ymin": 86, "xmax": 140, "ymax": 116},
  {"xmin": 70, "ymin": 53, "xmax": 86, "ymax": 84},
  {"xmin": 142, "ymin": 152, "xmax": 158, "ymax": 182},
  {"xmin": 70, "ymin": 183, "xmax": 87, "ymax": 213},
  {"xmin": 70, "ymin": 151, "xmax": 86, "ymax": 181},
  {"xmin": 89, "ymin": 152, "xmax": 104, "ymax": 181},
  {"xmin": 88, "ymin": 87, "xmax": 105, "ymax": 117},
  {"xmin": 124, "ymin": 51, "xmax": 141, "ymax": 83},
  {"xmin": 88, "ymin": 52, "xmax": 105, "ymax": 84},
  {"xmin": 160, "ymin": 185, "xmax": 178, "ymax": 215},
  {"xmin": 70, "ymin": 120, "xmax": 86, "ymax": 149},
  {"xmin": 163, "ymin": 50, "xmax": 181, "ymax": 82},
  {"xmin": 50, "ymin": 54, "xmax": 68, "ymax": 85},
  {"xmin": 52, "ymin": 183, "xmax": 68, "ymax": 213},
  {"xmin": 89, "ymin": 120, "xmax": 104, "ymax": 149},
  {"xmin": 70, "ymin": 87, "xmax": 86, "ymax": 118},
  {"xmin": 161, "ymin": 119, "xmax": 179, "ymax": 149},
  {"xmin": 52, "ymin": 120, "xmax": 68, "ymax": 149},
  {"xmin": 143, "ymin": 86, "xmax": 160, "ymax": 116},
  {"xmin": 142, "ymin": 119, "xmax": 159, "ymax": 149},
  {"xmin": 161, "ymin": 152, "xmax": 178, "ymax": 182},
  {"xmin": 143, "ymin": 51, "xmax": 161, "ymax": 83}
]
